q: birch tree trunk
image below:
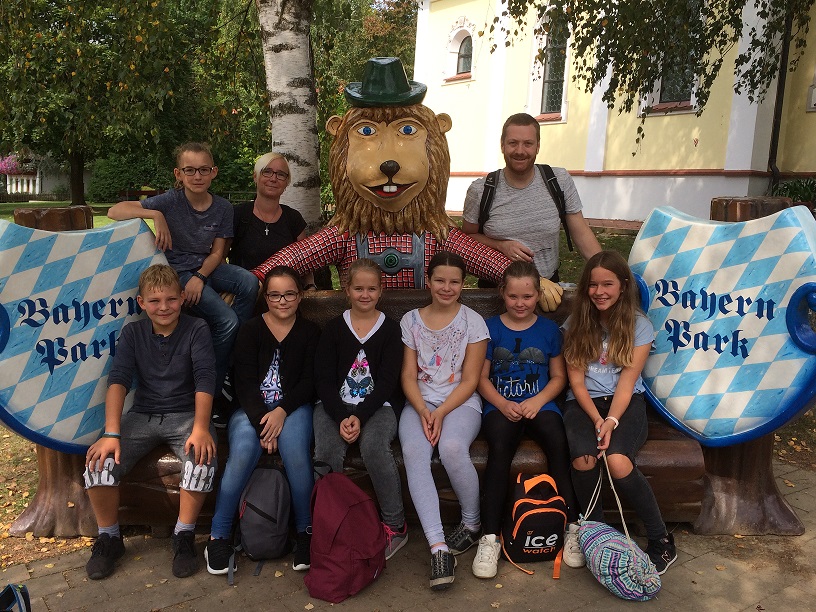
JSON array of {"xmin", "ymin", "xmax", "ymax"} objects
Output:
[{"xmin": 255, "ymin": 0, "xmax": 322, "ymax": 228}]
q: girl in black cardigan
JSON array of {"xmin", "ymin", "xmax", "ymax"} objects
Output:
[
  {"xmin": 313, "ymin": 259, "xmax": 407, "ymax": 560},
  {"xmin": 206, "ymin": 266, "xmax": 319, "ymax": 575}
]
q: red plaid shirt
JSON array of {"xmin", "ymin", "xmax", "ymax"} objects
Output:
[{"xmin": 251, "ymin": 227, "xmax": 511, "ymax": 289}]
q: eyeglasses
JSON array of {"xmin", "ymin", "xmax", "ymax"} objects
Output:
[
  {"xmin": 179, "ymin": 166, "xmax": 214, "ymax": 176},
  {"xmin": 260, "ymin": 168, "xmax": 289, "ymax": 180},
  {"xmin": 265, "ymin": 291, "xmax": 299, "ymax": 302}
]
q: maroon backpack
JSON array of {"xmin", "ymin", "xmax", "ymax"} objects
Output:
[{"xmin": 304, "ymin": 472, "xmax": 386, "ymax": 603}]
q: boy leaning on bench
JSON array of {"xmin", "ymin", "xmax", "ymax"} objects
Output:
[{"xmin": 82, "ymin": 264, "xmax": 218, "ymax": 580}]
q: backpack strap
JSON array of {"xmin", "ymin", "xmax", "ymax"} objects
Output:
[
  {"xmin": 477, "ymin": 170, "xmax": 500, "ymax": 234},
  {"xmin": 537, "ymin": 164, "xmax": 574, "ymax": 252}
]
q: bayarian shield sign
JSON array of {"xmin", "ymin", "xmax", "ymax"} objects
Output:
[
  {"xmin": 0, "ymin": 219, "xmax": 165, "ymax": 454},
  {"xmin": 630, "ymin": 206, "xmax": 816, "ymax": 447}
]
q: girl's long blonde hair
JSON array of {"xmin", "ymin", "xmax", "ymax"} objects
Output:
[{"xmin": 563, "ymin": 251, "xmax": 641, "ymax": 371}]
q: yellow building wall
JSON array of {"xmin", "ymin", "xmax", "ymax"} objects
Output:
[
  {"xmin": 777, "ymin": 3, "xmax": 816, "ymax": 174},
  {"xmin": 604, "ymin": 54, "xmax": 737, "ymax": 170},
  {"xmin": 422, "ymin": 0, "xmax": 498, "ymax": 172}
]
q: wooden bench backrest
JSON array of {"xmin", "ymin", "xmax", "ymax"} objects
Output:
[{"xmin": 299, "ymin": 287, "xmax": 576, "ymax": 329}]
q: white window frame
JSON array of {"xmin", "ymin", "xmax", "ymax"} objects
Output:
[
  {"xmin": 446, "ymin": 17, "xmax": 476, "ymax": 82},
  {"xmin": 640, "ymin": 55, "xmax": 699, "ymax": 116},
  {"xmin": 527, "ymin": 23, "xmax": 570, "ymax": 122}
]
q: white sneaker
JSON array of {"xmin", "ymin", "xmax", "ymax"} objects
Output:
[
  {"xmin": 563, "ymin": 523, "xmax": 585, "ymax": 568},
  {"xmin": 472, "ymin": 534, "xmax": 501, "ymax": 578}
]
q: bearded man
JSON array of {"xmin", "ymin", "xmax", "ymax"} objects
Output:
[{"xmin": 461, "ymin": 113, "xmax": 601, "ymax": 298}]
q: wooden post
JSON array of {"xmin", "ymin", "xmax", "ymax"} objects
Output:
[
  {"xmin": 695, "ymin": 197, "xmax": 805, "ymax": 535},
  {"xmin": 8, "ymin": 206, "xmax": 98, "ymax": 537}
]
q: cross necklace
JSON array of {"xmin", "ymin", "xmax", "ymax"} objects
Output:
[{"xmin": 254, "ymin": 204, "xmax": 281, "ymax": 236}]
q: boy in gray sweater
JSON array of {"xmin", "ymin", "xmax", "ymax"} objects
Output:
[{"xmin": 82, "ymin": 264, "xmax": 217, "ymax": 580}]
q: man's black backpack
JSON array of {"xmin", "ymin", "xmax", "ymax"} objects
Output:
[{"xmin": 477, "ymin": 164, "xmax": 574, "ymax": 252}]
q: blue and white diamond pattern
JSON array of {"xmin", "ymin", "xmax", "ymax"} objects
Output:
[
  {"xmin": 630, "ymin": 206, "xmax": 816, "ymax": 446},
  {"xmin": 0, "ymin": 219, "xmax": 166, "ymax": 454}
]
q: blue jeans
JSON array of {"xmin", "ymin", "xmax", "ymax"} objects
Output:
[
  {"xmin": 209, "ymin": 405, "xmax": 314, "ymax": 539},
  {"xmin": 179, "ymin": 263, "xmax": 258, "ymax": 392}
]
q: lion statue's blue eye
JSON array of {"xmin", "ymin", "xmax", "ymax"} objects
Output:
[
  {"xmin": 357, "ymin": 125, "xmax": 376, "ymax": 136},
  {"xmin": 399, "ymin": 124, "xmax": 418, "ymax": 135}
]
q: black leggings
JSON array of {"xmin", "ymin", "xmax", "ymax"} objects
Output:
[{"xmin": 480, "ymin": 409, "xmax": 578, "ymax": 534}]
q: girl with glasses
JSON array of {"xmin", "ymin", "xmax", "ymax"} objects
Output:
[{"xmin": 204, "ymin": 266, "xmax": 320, "ymax": 575}]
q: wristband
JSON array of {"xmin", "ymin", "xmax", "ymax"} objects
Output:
[
  {"xmin": 192, "ymin": 270, "xmax": 207, "ymax": 282},
  {"xmin": 605, "ymin": 416, "xmax": 619, "ymax": 429},
  {"xmin": 101, "ymin": 432, "xmax": 121, "ymax": 439}
]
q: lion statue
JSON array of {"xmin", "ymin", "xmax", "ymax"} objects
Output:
[{"xmin": 251, "ymin": 57, "xmax": 513, "ymax": 291}]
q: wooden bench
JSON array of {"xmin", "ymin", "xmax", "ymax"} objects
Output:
[{"xmin": 117, "ymin": 289, "xmax": 706, "ymax": 531}]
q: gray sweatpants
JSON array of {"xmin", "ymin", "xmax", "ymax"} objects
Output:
[
  {"xmin": 313, "ymin": 402, "xmax": 405, "ymax": 529},
  {"xmin": 398, "ymin": 401, "xmax": 482, "ymax": 547}
]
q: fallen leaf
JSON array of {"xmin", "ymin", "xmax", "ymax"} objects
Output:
[
  {"xmin": 715, "ymin": 565, "xmax": 726, "ymax": 571},
  {"xmin": 44, "ymin": 563, "xmax": 54, "ymax": 568},
  {"xmin": 305, "ymin": 604, "xmax": 314, "ymax": 610},
  {"xmin": 491, "ymin": 603, "xmax": 500, "ymax": 609},
  {"xmin": 145, "ymin": 583, "xmax": 153, "ymax": 588},
  {"xmin": 134, "ymin": 556, "xmax": 141, "ymax": 561},
  {"xmin": 160, "ymin": 579, "xmax": 168, "ymax": 584},
  {"xmin": 733, "ymin": 534, "xmax": 744, "ymax": 539},
  {"xmin": 67, "ymin": 502, "xmax": 75, "ymax": 508},
  {"xmin": 495, "ymin": 583, "xmax": 503, "ymax": 588},
  {"xmin": 275, "ymin": 570, "xmax": 283, "ymax": 577},
  {"xmin": 783, "ymin": 479, "xmax": 795, "ymax": 488},
  {"xmin": 24, "ymin": 532, "xmax": 33, "ymax": 541}
]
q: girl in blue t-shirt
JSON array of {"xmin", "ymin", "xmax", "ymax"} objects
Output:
[
  {"xmin": 562, "ymin": 251, "xmax": 676, "ymax": 575},
  {"xmin": 472, "ymin": 261, "xmax": 580, "ymax": 579}
]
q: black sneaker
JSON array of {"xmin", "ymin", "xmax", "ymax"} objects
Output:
[
  {"xmin": 646, "ymin": 533, "xmax": 677, "ymax": 575},
  {"xmin": 292, "ymin": 529, "xmax": 311, "ymax": 571},
  {"xmin": 445, "ymin": 522, "xmax": 481, "ymax": 555},
  {"xmin": 429, "ymin": 549, "xmax": 456, "ymax": 591},
  {"xmin": 172, "ymin": 530, "xmax": 200, "ymax": 578},
  {"xmin": 205, "ymin": 538, "xmax": 236, "ymax": 575},
  {"xmin": 86, "ymin": 533, "xmax": 125, "ymax": 580}
]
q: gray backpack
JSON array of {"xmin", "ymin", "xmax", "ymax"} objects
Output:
[{"xmin": 238, "ymin": 464, "xmax": 292, "ymax": 563}]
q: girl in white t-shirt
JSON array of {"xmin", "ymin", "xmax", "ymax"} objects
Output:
[
  {"xmin": 399, "ymin": 251, "xmax": 489, "ymax": 591},
  {"xmin": 562, "ymin": 250, "xmax": 676, "ymax": 575}
]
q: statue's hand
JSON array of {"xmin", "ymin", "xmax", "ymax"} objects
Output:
[{"xmin": 538, "ymin": 277, "xmax": 563, "ymax": 312}]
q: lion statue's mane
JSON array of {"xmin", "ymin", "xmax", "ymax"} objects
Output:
[{"xmin": 328, "ymin": 104, "xmax": 452, "ymax": 241}]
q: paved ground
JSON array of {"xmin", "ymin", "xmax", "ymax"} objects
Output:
[{"xmin": 3, "ymin": 460, "xmax": 815, "ymax": 612}]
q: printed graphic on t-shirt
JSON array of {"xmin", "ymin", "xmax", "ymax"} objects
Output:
[
  {"xmin": 341, "ymin": 349, "xmax": 374, "ymax": 405},
  {"xmin": 260, "ymin": 348, "xmax": 283, "ymax": 405},
  {"xmin": 589, "ymin": 338, "xmax": 621, "ymax": 376},
  {"xmin": 491, "ymin": 336, "xmax": 547, "ymax": 399}
]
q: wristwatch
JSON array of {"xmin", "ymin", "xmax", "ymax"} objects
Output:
[{"xmin": 192, "ymin": 270, "xmax": 207, "ymax": 282}]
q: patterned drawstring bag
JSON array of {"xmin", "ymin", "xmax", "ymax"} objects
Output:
[{"xmin": 578, "ymin": 452, "xmax": 661, "ymax": 601}]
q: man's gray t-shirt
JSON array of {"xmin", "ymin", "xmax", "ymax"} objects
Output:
[
  {"xmin": 142, "ymin": 188, "xmax": 234, "ymax": 272},
  {"xmin": 463, "ymin": 167, "xmax": 582, "ymax": 279},
  {"xmin": 563, "ymin": 313, "xmax": 654, "ymax": 400}
]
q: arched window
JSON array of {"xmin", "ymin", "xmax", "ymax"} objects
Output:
[{"xmin": 457, "ymin": 36, "xmax": 472, "ymax": 74}]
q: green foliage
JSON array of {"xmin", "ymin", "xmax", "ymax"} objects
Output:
[
  {"xmin": 0, "ymin": 0, "xmax": 271, "ymax": 204},
  {"xmin": 87, "ymin": 153, "xmax": 170, "ymax": 202},
  {"xmin": 496, "ymin": 0, "xmax": 812, "ymax": 132},
  {"xmin": 0, "ymin": 0, "xmax": 199, "ymax": 202},
  {"xmin": 771, "ymin": 177, "xmax": 816, "ymax": 203}
]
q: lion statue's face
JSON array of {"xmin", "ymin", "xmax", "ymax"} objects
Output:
[{"xmin": 326, "ymin": 104, "xmax": 453, "ymax": 239}]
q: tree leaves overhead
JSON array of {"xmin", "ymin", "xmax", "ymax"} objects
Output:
[
  {"xmin": 495, "ymin": 0, "xmax": 812, "ymax": 116},
  {"xmin": 0, "ymin": 1, "xmax": 187, "ymax": 159}
]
